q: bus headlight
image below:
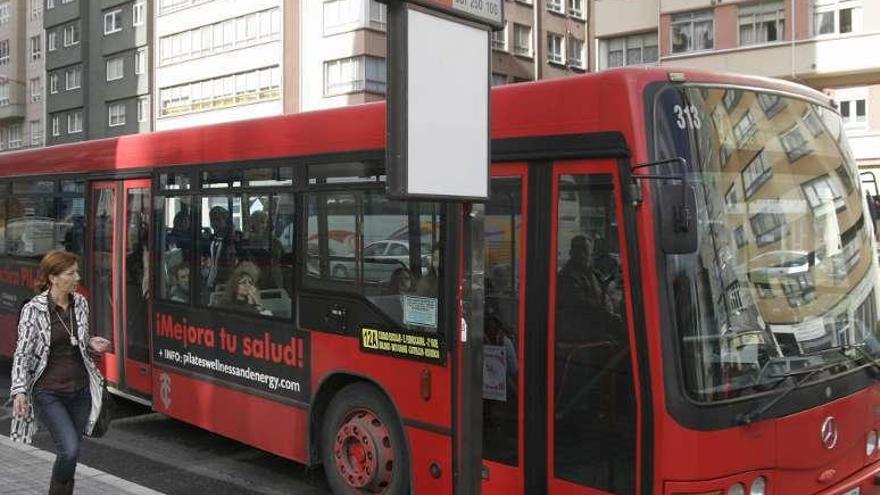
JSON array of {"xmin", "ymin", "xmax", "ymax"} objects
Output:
[
  {"xmin": 749, "ymin": 476, "xmax": 766, "ymax": 495},
  {"xmin": 726, "ymin": 483, "xmax": 745, "ymax": 495},
  {"xmin": 868, "ymin": 430, "xmax": 878, "ymax": 456}
]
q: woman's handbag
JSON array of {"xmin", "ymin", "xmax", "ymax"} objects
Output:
[{"xmin": 88, "ymin": 388, "xmax": 115, "ymax": 438}]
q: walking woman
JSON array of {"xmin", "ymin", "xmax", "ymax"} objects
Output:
[{"xmin": 9, "ymin": 250, "xmax": 111, "ymax": 494}]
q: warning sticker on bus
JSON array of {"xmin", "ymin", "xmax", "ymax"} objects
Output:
[{"xmin": 360, "ymin": 327, "xmax": 445, "ymax": 364}]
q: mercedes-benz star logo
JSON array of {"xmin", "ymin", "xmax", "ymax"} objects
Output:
[{"xmin": 821, "ymin": 416, "xmax": 838, "ymax": 450}]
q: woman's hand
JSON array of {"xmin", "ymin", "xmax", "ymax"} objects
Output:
[
  {"xmin": 13, "ymin": 394, "xmax": 29, "ymax": 417},
  {"xmin": 89, "ymin": 336, "xmax": 111, "ymax": 353}
]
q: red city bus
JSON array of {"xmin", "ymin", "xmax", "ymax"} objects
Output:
[{"xmin": 2, "ymin": 68, "xmax": 880, "ymax": 495}]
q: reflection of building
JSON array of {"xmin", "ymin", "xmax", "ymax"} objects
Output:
[
  {"xmin": 592, "ymin": 0, "xmax": 880, "ymax": 180},
  {"xmin": 697, "ymin": 85, "xmax": 875, "ymax": 353}
]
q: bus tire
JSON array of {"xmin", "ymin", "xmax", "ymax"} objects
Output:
[{"xmin": 321, "ymin": 383, "xmax": 410, "ymax": 495}]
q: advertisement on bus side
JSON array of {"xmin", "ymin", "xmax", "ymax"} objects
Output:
[
  {"xmin": 153, "ymin": 302, "xmax": 310, "ymax": 403},
  {"xmin": 0, "ymin": 258, "xmax": 39, "ymax": 314}
]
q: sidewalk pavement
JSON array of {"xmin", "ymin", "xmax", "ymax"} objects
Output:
[{"xmin": 0, "ymin": 434, "xmax": 163, "ymax": 495}]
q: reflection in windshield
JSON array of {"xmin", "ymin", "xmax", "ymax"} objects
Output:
[{"xmin": 653, "ymin": 86, "xmax": 880, "ymax": 402}]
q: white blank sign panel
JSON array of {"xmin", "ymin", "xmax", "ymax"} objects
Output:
[{"xmin": 406, "ymin": 9, "xmax": 489, "ymax": 199}]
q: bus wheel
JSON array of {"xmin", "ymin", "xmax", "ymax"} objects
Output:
[{"xmin": 321, "ymin": 383, "xmax": 410, "ymax": 495}]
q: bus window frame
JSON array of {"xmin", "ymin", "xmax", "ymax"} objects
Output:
[{"xmin": 154, "ymin": 159, "xmax": 298, "ymax": 322}]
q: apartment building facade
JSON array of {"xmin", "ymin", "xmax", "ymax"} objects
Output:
[
  {"xmin": 44, "ymin": 0, "xmax": 152, "ymax": 145},
  {"xmin": 491, "ymin": 0, "xmax": 589, "ymax": 85},
  {"xmin": 0, "ymin": 0, "xmax": 45, "ymax": 151},
  {"xmin": 154, "ymin": 0, "xmax": 287, "ymax": 131},
  {"xmin": 592, "ymin": 0, "xmax": 880, "ymax": 174}
]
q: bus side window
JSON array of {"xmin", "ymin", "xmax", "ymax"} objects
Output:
[{"xmin": 159, "ymin": 196, "xmax": 193, "ymax": 304}]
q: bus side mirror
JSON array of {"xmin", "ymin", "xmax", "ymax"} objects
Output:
[{"xmin": 659, "ymin": 183, "xmax": 698, "ymax": 254}]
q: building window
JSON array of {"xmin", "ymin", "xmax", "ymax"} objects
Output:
[
  {"xmin": 137, "ymin": 95, "xmax": 149, "ymax": 122},
  {"xmin": 47, "ymin": 0, "xmax": 55, "ymax": 8},
  {"xmin": 750, "ymin": 208, "xmax": 786, "ymax": 246},
  {"xmin": 108, "ymin": 102, "xmax": 126, "ymax": 127},
  {"xmin": 757, "ymin": 92, "xmax": 786, "ymax": 117},
  {"xmin": 780, "ymin": 124, "xmax": 813, "ymax": 162},
  {"xmin": 29, "ymin": 120, "xmax": 42, "ymax": 146},
  {"xmin": 323, "ymin": 56, "xmax": 385, "ymax": 96},
  {"xmin": 0, "ymin": 1, "xmax": 9, "ymax": 25},
  {"xmin": 0, "ymin": 40, "xmax": 9, "ymax": 66},
  {"xmin": 513, "ymin": 24, "xmax": 532, "ymax": 57},
  {"xmin": 600, "ymin": 32, "xmax": 658, "ymax": 69},
  {"xmin": 547, "ymin": 33, "xmax": 563, "ymax": 64},
  {"xmin": 491, "ymin": 73, "xmax": 508, "ymax": 86},
  {"xmin": 840, "ymin": 98, "xmax": 867, "ymax": 127},
  {"xmin": 135, "ymin": 48, "xmax": 147, "ymax": 75},
  {"xmin": 133, "ymin": 1, "xmax": 145, "ymax": 26},
  {"xmin": 65, "ymin": 66, "xmax": 81, "ymax": 90},
  {"xmin": 802, "ymin": 173, "xmax": 846, "ymax": 212},
  {"xmin": 569, "ymin": 0, "xmax": 583, "ymax": 18},
  {"xmin": 7, "ymin": 124, "xmax": 22, "ymax": 149},
  {"xmin": 803, "ymin": 108, "xmax": 825, "ymax": 136},
  {"xmin": 51, "ymin": 115, "xmax": 60, "ymax": 136},
  {"xmin": 106, "ymin": 57, "xmax": 124, "ymax": 81},
  {"xmin": 31, "ymin": 0, "xmax": 42, "ymax": 18},
  {"xmin": 104, "ymin": 9, "xmax": 123, "ymax": 34},
  {"xmin": 49, "ymin": 73, "xmax": 58, "ymax": 93},
  {"xmin": 813, "ymin": 0, "xmax": 862, "ymax": 36},
  {"xmin": 48, "ymin": 31, "xmax": 57, "ymax": 51},
  {"xmin": 0, "ymin": 82, "xmax": 9, "ymax": 106},
  {"xmin": 63, "ymin": 23, "xmax": 80, "ymax": 47},
  {"xmin": 491, "ymin": 24, "xmax": 506, "ymax": 51},
  {"xmin": 781, "ymin": 272, "xmax": 816, "ymax": 307},
  {"xmin": 30, "ymin": 77, "xmax": 41, "ymax": 102},
  {"xmin": 671, "ymin": 11, "xmax": 714, "ymax": 53},
  {"xmin": 734, "ymin": 111, "xmax": 758, "ymax": 145},
  {"xmin": 67, "ymin": 110, "xmax": 83, "ymax": 134},
  {"xmin": 739, "ymin": 1, "xmax": 785, "ymax": 46},
  {"xmin": 567, "ymin": 36, "xmax": 584, "ymax": 69},
  {"xmin": 31, "ymin": 35, "xmax": 42, "ymax": 61},
  {"xmin": 323, "ymin": 0, "xmax": 387, "ymax": 35},
  {"xmin": 159, "ymin": 8, "xmax": 281, "ymax": 66},
  {"xmin": 159, "ymin": 66, "xmax": 282, "ymax": 117},
  {"xmin": 546, "ymin": 0, "xmax": 563, "ymax": 14},
  {"xmin": 742, "ymin": 150, "xmax": 772, "ymax": 198}
]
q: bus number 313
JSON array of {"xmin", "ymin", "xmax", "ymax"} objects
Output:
[{"xmin": 673, "ymin": 104, "xmax": 702, "ymax": 130}]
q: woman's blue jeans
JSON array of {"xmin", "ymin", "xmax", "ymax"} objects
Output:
[{"xmin": 33, "ymin": 387, "xmax": 91, "ymax": 482}]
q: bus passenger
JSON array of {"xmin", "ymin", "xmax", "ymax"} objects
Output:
[
  {"xmin": 168, "ymin": 263, "xmax": 190, "ymax": 303},
  {"xmin": 240, "ymin": 210, "xmax": 283, "ymax": 289},
  {"xmin": 10, "ymin": 250, "xmax": 111, "ymax": 495},
  {"xmin": 202, "ymin": 206, "xmax": 238, "ymax": 298},
  {"xmin": 219, "ymin": 261, "xmax": 271, "ymax": 316},
  {"xmin": 556, "ymin": 235, "xmax": 602, "ymax": 314}
]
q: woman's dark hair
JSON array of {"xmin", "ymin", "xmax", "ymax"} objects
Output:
[{"xmin": 34, "ymin": 250, "xmax": 79, "ymax": 293}]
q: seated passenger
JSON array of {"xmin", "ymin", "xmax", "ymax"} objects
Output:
[
  {"xmin": 168, "ymin": 262, "xmax": 190, "ymax": 303},
  {"xmin": 389, "ymin": 267, "xmax": 413, "ymax": 294},
  {"xmin": 218, "ymin": 261, "xmax": 272, "ymax": 316},
  {"xmin": 239, "ymin": 210, "xmax": 283, "ymax": 288}
]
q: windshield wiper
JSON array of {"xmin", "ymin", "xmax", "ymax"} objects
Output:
[
  {"xmin": 839, "ymin": 342, "xmax": 880, "ymax": 379},
  {"xmin": 735, "ymin": 361, "xmax": 837, "ymax": 426}
]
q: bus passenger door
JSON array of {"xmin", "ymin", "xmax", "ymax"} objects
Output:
[
  {"xmin": 482, "ymin": 164, "xmax": 528, "ymax": 494},
  {"xmin": 89, "ymin": 182, "xmax": 120, "ymax": 386},
  {"xmin": 483, "ymin": 160, "xmax": 640, "ymax": 495},
  {"xmin": 89, "ymin": 180, "xmax": 152, "ymax": 398},
  {"xmin": 546, "ymin": 160, "xmax": 638, "ymax": 495},
  {"xmin": 121, "ymin": 179, "xmax": 152, "ymax": 396}
]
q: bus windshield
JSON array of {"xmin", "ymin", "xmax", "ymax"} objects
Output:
[{"xmin": 651, "ymin": 85, "xmax": 880, "ymax": 403}]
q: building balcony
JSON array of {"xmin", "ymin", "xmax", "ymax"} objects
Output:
[
  {"xmin": 659, "ymin": 31, "xmax": 880, "ymax": 88},
  {"xmin": 0, "ymin": 104, "xmax": 25, "ymax": 123}
]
